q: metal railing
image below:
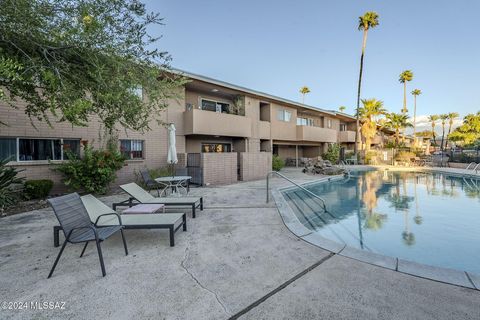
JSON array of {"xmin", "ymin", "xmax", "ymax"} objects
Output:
[
  {"xmin": 474, "ymin": 164, "xmax": 480, "ymax": 172},
  {"xmin": 466, "ymin": 162, "xmax": 477, "ymax": 170},
  {"xmin": 266, "ymin": 171, "xmax": 327, "ymax": 211},
  {"xmin": 338, "ymin": 160, "xmax": 351, "ymax": 177}
]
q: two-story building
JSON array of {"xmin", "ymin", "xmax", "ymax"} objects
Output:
[{"xmin": 0, "ymin": 69, "xmax": 358, "ymax": 190}]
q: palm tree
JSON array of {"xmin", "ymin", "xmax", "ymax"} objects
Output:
[
  {"xmin": 355, "ymin": 11, "xmax": 380, "ymax": 156},
  {"xmin": 339, "ymin": 106, "xmax": 346, "ymax": 113},
  {"xmin": 411, "ymin": 89, "xmax": 422, "ymax": 136},
  {"xmin": 299, "ymin": 86, "xmax": 310, "ymax": 104},
  {"xmin": 445, "ymin": 112, "xmax": 459, "ymax": 150},
  {"xmin": 399, "ymin": 70, "xmax": 414, "ymax": 113},
  {"xmin": 428, "ymin": 114, "xmax": 439, "ymax": 146},
  {"xmin": 385, "ymin": 112, "xmax": 413, "ymax": 146},
  {"xmin": 439, "ymin": 114, "xmax": 449, "ymax": 151},
  {"xmin": 359, "ymin": 98, "xmax": 386, "ymax": 152}
]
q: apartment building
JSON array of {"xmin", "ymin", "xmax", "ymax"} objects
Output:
[{"xmin": 0, "ymin": 69, "xmax": 357, "ymax": 191}]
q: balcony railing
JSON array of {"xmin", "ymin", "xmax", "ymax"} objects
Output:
[
  {"xmin": 296, "ymin": 125, "xmax": 337, "ymax": 143},
  {"xmin": 183, "ymin": 109, "xmax": 252, "ymax": 137},
  {"xmin": 338, "ymin": 130, "xmax": 356, "ymax": 143}
]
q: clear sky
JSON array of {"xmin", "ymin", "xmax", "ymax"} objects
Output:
[{"xmin": 145, "ymin": 0, "xmax": 480, "ymax": 132}]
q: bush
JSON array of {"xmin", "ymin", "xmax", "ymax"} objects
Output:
[
  {"xmin": 0, "ymin": 158, "xmax": 25, "ymax": 213},
  {"xmin": 24, "ymin": 179, "xmax": 53, "ymax": 199},
  {"xmin": 395, "ymin": 151, "xmax": 416, "ymax": 161},
  {"xmin": 56, "ymin": 144, "xmax": 125, "ymax": 194},
  {"xmin": 272, "ymin": 155, "xmax": 285, "ymax": 171},
  {"xmin": 364, "ymin": 151, "xmax": 377, "ymax": 164},
  {"xmin": 323, "ymin": 143, "xmax": 340, "ymax": 164}
]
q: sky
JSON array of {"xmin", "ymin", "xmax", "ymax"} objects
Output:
[{"xmin": 145, "ymin": 0, "xmax": 480, "ymax": 133}]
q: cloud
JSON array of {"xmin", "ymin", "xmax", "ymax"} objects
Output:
[{"xmin": 405, "ymin": 114, "xmax": 462, "ymax": 135}]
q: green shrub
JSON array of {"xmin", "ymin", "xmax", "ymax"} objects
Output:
[
  {"xmin": 24, "ymin": 179, "xmax": 54, "ymax": 199},
  {"xmin": 56, "ymin": 144, "xmax": 125, "ymax": 194},
  {"xmin": 272, "ymin": 155, "xmax": 285, "ymax": 171},
  {"xmin": 395, "ymin": 151, "xmax": 416, "ymax": 161},
  {"xmin": 0, "ymin": 158, "xmax": 25, "ymax": 213},
  {"xmin": 323, "ymin": 143, "xmax": 340, "ymax": 164},
  {"xmin": 364, "ymin": 151, "xmax": 377, "ymax": 164}
]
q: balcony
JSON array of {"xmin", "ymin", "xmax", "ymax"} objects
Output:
[
  {"xmin": 338, "ymin": 130, "xmax": 356, "ymax": 143},
  {"xmin": 183, "ymin": 109, "xmax": 252, "ymax": 137},
  {"xmin": 296, "ymin": 125, "xmax": 337, "ymax": 143},
  {"xmin": 258, "ymin": 121, "xmax": 271, "ymax": 139}
]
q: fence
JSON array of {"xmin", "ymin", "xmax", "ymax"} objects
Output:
[{"xmin": 449, "ymin": 149, "xmax": 480, "ymax": 163}]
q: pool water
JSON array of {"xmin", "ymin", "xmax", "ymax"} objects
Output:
[{"xmin": 283, "ymin": 169, "xmax": 480, "ymax": 274}]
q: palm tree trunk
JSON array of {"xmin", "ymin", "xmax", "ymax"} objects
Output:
[
  {"xmin": 445, "ymin": 122, "xmax": 453, "ymax": 150},
  {"xmin": 431, "ymin": 124, "xmax": 437, "ymax": 146},
  {"xmin": 302, "ymin": 94, "xmax": 305, "ymax": 104},
  {"xmin": 440, "ymin": 125, "xmax": 446, "ymax": 151},
  {"xmin": 403, "ymin": 82, "xmax": 407, "ymax": 113},
  {"xmin": 355, "ymin": 29, "xmax": 368, "ymax": 156},
  {"xmin": 413, "ymin": 95, "xmax": 417, "ymax": 148},
  {"xmin": 413, "ymin": 96, "xmax": 417, "ymax": 136},
  {"xmin": 396, "ymin": 129, "xmax": 400, "ymax": 146}
]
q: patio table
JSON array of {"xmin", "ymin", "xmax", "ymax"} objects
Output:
[
  {"xmin": 155, "ymin": 176, "xmax": 192, "ymax": 196},
  {"xmin": 122, "ymin": 203, "xmax": 165, "ymax": 214}
]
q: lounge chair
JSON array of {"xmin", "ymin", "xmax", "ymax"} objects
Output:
[
  {"xmin": 115, "ymin": 183, "xmax": 203, "ymax": 218},
  {"xmin": 53, "ymin": 195, "xmax": 187, "ymax": 247},
  {"xmin": 48, "ymin": 193, "xmax": 128, "ymax": 278}
]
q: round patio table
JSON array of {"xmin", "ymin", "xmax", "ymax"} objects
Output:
[{"xmin": 155, "ymin": 176, "xmax": 192, "ymax": 196}]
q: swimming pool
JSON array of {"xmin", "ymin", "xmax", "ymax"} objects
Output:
[{"xmin": 282, "ymin": 169, "xmax": 480, "ymax": 275}]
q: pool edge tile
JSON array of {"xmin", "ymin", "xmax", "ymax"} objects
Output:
[
  {"xmin": 397, "ymin": 259, "xmax": 475, "ymax": 289},
  {"xmin": 466, "ymin": 272, "xmax": 480, "ymax": 290},
  {"xmin": 271, "ymin": 188, "xmax": 312, "ymax": 237},
  {"xmin": 301, "ymin": 232, "xmax": 346, "ymax": 253},
  {"xmin": 339, "ymin": 246, "xmax": 397, "ymax": 270}
]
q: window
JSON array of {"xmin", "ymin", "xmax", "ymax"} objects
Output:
[
  {"xmin": 120, "ymin": 140, "xmax": 144, "ymax": 159},
  {"xmin": 201, "ymin": 99, "xmax": 230, "ymax": 113},
  {"xmin": 202, "ymin": 143, "xmax": 231, "ymax": 153},
  {"xmin": 62, "ymin": 140, "xmax": 81, "ymax": 159},
  {"xmin": 327, "ymin": 119, "xmax": 332, "ymax": 128},
  {"xmin": 296, "ymin": 117, "xmax": 314, "ymax": 126},
  {"xmin": 0, "ymin": 138, "xmax": 16, "ymax": 161},
  {"xmin": 340, "ymin": 123, "xmax": 347, "ymax": 131},
  {"xmin": 17, "ymin": 138, "xmax": 80, "ymax": 161},
  {"xmin": 277, "ymin": 110, "xmax": 292, "ymax": 122}
]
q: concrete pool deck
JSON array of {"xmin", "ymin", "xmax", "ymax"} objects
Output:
[{"xmin": 1, "ymin": 168, "xmax": 479, "ymax": 319}]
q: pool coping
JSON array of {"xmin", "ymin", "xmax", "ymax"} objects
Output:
[{"xmin": 272, "ymin": 169, "xmax": 480, "ymax": 291}]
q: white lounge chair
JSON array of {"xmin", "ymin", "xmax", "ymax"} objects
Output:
[
  {"xmin": 116, "ymin": 183, "xmax": 203, "ymax": 218},
  {"xmin": 53, "ymin": 194, "xmax": 186, "ymax": 247}
]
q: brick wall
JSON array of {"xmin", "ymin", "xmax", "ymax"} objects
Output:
[
  {"xmin": 238, "ymin": 152, "xmax": 272, "ymax": 181},
  {"xmin": 0, "ymin": 95, "xmax": 185, "ymax": 193},
  {"xmin": 201, "ymin": 153, "xmax": 237, "ymax": 186}
]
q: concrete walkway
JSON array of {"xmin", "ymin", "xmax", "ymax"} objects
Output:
[{"xmin": 0, "ymin": 168, "xmax": 479, "ymax": 320}]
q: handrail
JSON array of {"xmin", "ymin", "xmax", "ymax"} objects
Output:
[
  {"xmin": 266, "ymin": 171, "xmax": 327, "ymax": 211},
  {"xmin": 338, "ymin": 160, "xmax": 351, "ymax": 177},
  {"xmin": 466, "ymin": 162, "xmax": 477, "ymax": 170},
  {"xmin": 473, "ymin": 163, "xmax": 480, "ymax": 172}
]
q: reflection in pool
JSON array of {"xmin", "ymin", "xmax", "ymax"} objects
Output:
[{"xmin": 283, "ymin": 170, "xmax": 480, "ymax": 274}]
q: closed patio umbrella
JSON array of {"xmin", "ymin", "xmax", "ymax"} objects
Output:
[{"xmin": 167, "ymin": 123, "xmax": 178, "ymax": 176}]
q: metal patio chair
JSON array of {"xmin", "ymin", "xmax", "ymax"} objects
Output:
[
  {"xmin": 47, "ymin": 193, "xmax": 128, "ymax": 278},
  {"xmin": 140, "ymin": 169, "xmax": 163, "ymax": 197}
]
